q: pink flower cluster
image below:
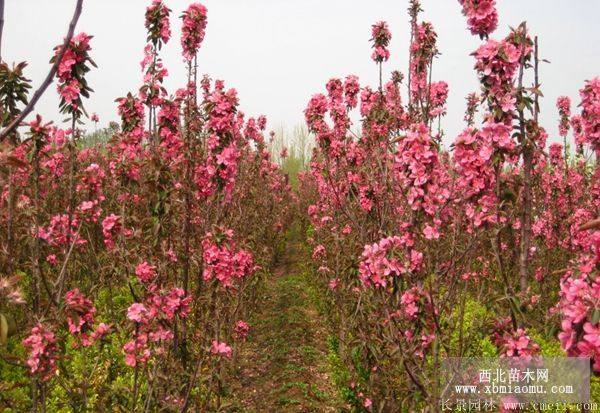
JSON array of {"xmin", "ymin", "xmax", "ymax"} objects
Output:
[
  {"xmin": 139, "ymin": 45, "xmax": 169, "ymax": 106},
  {"xmin": 410, "ymin": 22, "xmax": 437, "ymax": 100},
  {"xmin": 234, "ymin": 320, "xmax": 250, "ymax": 339},
  {"xmin": 101, "ymin": 213, "xmax": 130, "ymax": 249},
  {"xmin": 400, "ymin": 287, "xmax": 426, "ymax": 319},
  {"xmin": 76, "ymin": 163, "xmax": 106, "ymax": 222},
  {"xmin": 556, "ymin": 96, "xmax": 571, "ymax": 137},
  {"xmin": 202, "ymin": 230, "xmax": 256, "ymax": 288},
  {"xmin": 135, "ymin": 261, "xmax": 157, "ymax": 284},
  {"xmin": 557, "ymin": 273, "xmax": 600, "ymax": 372},
  {"xmin": 428, "ymin": 80, "xmax": 449, "ymax": 117},
  {"xmin": 210, "ymin": 340, "xmax": 232, "ymax": 358},
  {"xmin": 458, "ymin": 0, "xmax": 498, "ymax": 38},
  {"xmin": 22, "ymin": 324, "xmax": 59, "ymax": 381},
  {"xmin": 123, "ymin": 287, "xmax": 191, "ymax": 366},
  {"xmin": 181, "ymin": 3, "xmax": 208, "ymax": 61},
  {"xmin": 370, "ymin": 21, "xmax": 392, "ymax": 63},
  {"xmin": 37, "ymin": 214, "xmax": 84, "ymax": 247},
  {"xmin": 464, "ymin": 92, "xmax": 480, "ymax": 125},
  {"xmin": 53, "ymin": 32, "xmax": 93, "ymax": 116},
  {"xmin": 157, "ymin": 98, "xmax": 183, "ymax": 162},
  {"xmin": 579, "ymin": 77, "xmax": 600, "ymax": 153},
  {"xmin": 344, "ymin": 75, "xmax": 361, "ymax": 109},
  {"xmin": 123, "ymin": 333, "xmax": 153, "ymax": 367},
  {"xmin": 117, "ymin": 93, "xmax": 145, "ymax": 136},
  {"xmin": 304, "ymin": 93, "xmax": 330, "ymax": 138},
  {"xmin": 393, "ymin": 124, "xmax": 450, "ymax": 217},
  {"xmin": 358, "ymin": 235, "xmax": 423, "ymax": 288},
  {"xmin": 113, "ymin": 93, "xmax": 145, "ymax": 179},
  {"xmin": 145, "ymin": 0, "xmax": 171, "ymax": 47},
  {"xmin": 474, "ymin": 38, "xmax": 520, "ymax": 115},
  {"xmin": 64, "ymin": 288, "xmax": 96, "ymax": 346},
  {"xmin": 496, "ymin": 327, "xmax": 540, "ymax": 358},
  {"xmin": 195, "ymin": 84, "xmax": 243, "ymax": 198},
  {"xmin": 453, "ymin": 127, "xmax": 498, "ymax": 227}
]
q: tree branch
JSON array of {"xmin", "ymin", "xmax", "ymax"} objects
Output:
[{"xmin": 0, "ymin": 0, "xmax": 84, "ymax": 142}]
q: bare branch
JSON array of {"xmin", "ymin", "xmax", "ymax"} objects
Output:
[
  {"xmin": 580, "ymin": 218, "xmax": 600, "ymax": 231},
  {"xmin": 0, "ymin": 0, "xmax": 84, "ymax": 142}
]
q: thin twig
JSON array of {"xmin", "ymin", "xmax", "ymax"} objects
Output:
[{"xmin": 180, "ymin": 354, "xmax": 203, "ymax": 413}]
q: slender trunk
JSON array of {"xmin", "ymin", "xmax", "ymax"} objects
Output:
[
  {"xmin": 67, "ymin": 119, "xmax": 77, "ymax": 246},
  {"xmin": 179, "ymin": 59, "xmax": 196, "ymax": 366},
  {"xmin": 131, "ymin": 325, "xmax": 140, "ymax": 412},
  {"xmin": 519, "ymin": 150, "xmax": 533, "ymax": 291},
  {"xmin": 31, "ymin": 141, "xmax": 42, "ymax": 313},
  {"xmin": 493, "ymin": 161, "xmax": 518, "ymax": 329},
  {"xmin": 31, "ymin": 138, "xmax": 43, "ymax": 412},
  {"xmin": 182, "ymin": 60, "xmax": 193, "ymax": 297},
  {"xmin": 6, "ymin": 166, "xmax": 13, "ymax": 275},
  {"xmin": 518, "ymin": 27, "xmax": 534, "ymax": 293}
]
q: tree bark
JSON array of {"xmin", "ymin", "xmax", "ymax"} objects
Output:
[{"xmin": 518, "ymin": 29, "xmax": 537, "ymax": 293}]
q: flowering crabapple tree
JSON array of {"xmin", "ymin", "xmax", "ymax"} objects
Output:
[
  {"xmin": 299, "ymin": 0, "xmax": 599, "ymax": 410},
  {"xmin": 0, "ymin": 1, "xmax": 292, "ymax": 411}
]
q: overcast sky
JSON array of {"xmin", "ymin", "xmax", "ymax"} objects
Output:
[{"xmin": 3, "ymin": 0, "xmax": 599, "ymax": 145}]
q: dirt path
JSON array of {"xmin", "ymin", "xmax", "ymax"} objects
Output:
[{"xmin": 224, "ymin": 237, "xmax": 341, "ymax": 412}]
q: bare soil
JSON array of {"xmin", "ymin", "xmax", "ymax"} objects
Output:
[{"xmin": 224, "ymin": 239, "xmax": 341, "ymax": 412}]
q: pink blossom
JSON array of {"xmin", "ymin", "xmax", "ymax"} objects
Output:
[
  {"xmin": 234, "ymin": 320, "xmax": 250, "ymax": 339},
  {"xmin": 161, "ymin": 288, "xmax": 191, "ymax": 320},
  {"xmin": 135, "ymin": 261, "xmax": 156, "ymax": 284},
  {"xmin": 359, "ymin": 235, "xmax": 422, "ymax": 288},
  {"xmin": 202, "ymin": 231, "xmax": 256, "ymax": 288},
  {"xmin": 22, "ymin": 324, "xmax": 59, "ymax": 381},
  {"xmin": 370, "ymin": 21, "xmax": 392, "ymax": 63},
  {"xmin": 328, "ymin": 278, "xmax": 340, "ymax": 291},
  {"xmin": 53, "ymin": 32, "xmax": 93, "ymax": 116},
  {"xmin": 145, "ymin": 0, "xmax": 171, "ymax": 46},
  {"xmin": 458, "ymin": 0, "xmax": 498, "ymax": 38},
  {"xmin": 371, "ymin": 45, "xmax": 390, "ymax": 63},
  {"xmin": 127, "ymin": 303, "xmax": 149, "ymax": 324},
  {"xmin": 579, "ymin": 77, "xmax": 600, "ymax": 153},
  {"xmin": 428, "ymin": 81, "xmax": 449, "ymax": 116},
  {"xmin": 497, "ymin": 328, "xmax": 540, "ymax": 358},
  {"xmin": 423, "ymin": 224, "xmax": 440, "ymax": 240},
  {"xmin": 123, "ymin": 334, "xmax": 151, "ymax": 367},
  {"xmin": 210, "ymin": 340, "xmax": 232, "ymax": 358},
  {"xmin": 64, "ymin": 289, "xmax": 96, "ymax": 346},
  {"xmin": 91, "ymin": 323, "xmax": 111, "ymax": 342},
  {"xmin": 556, "ymin": 96, "xmax": 571, "ymax": 137},
  {"xmin": 181, "ymin": 3, "xmax": 208, "ymax": 61},
  {"xmin": 410, "ymin": 22, "xmax": 437, "ymax": 100}
]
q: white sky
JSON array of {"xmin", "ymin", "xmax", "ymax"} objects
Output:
[{"xmin": 3, "ymin": 0, "xmax": 600, "ymax": 144}]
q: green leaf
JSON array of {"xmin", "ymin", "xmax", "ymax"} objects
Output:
[{"xmin": 592, "ymin": 309, "xmax": 600, "ymax": 324}]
